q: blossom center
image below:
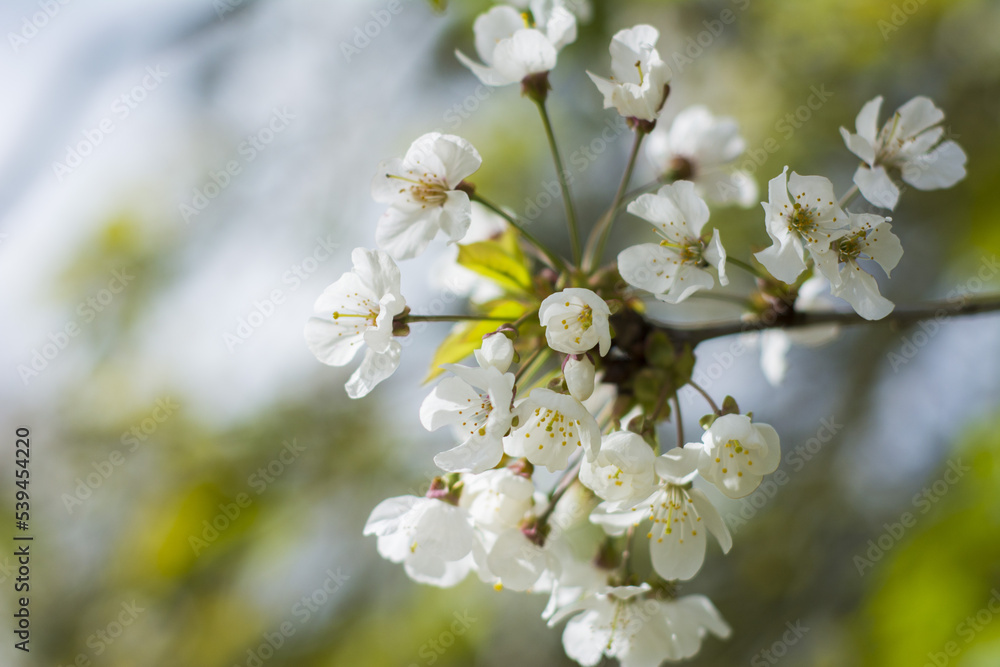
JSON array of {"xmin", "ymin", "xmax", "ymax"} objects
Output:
[
  {"xmin": 647, "ymin": 486, "xmax": 699, "ymax": 543},
  {"xmin": 457, "ymin": 391, "xmax": 494, "ymax": 437},
  {"xmin": 787, "ymin": 202, "xmax": 818, "ymax": 237},
  {"xmin": 388, "ymin": 172, "xmax": 449, "ymax": 207}
]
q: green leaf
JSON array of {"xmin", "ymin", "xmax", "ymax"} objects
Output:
[
  {"xmin": 423, "ymin": 300, "xmax": 526, "ymax": 382},
  {"xmin": 456, "ymin": 229, "xmax": 532, "ymax": 294},
  {"xmin": 721, "ymin": 395, "xmax": 740, "ymax": 416}
]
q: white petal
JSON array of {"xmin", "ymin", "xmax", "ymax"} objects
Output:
[
  {"xmin": 474, "ymin": 333, "xmax": 515, "ymax": 372},
  {"xmin": 455, "ymin": 49, "xmax": 512, "ymax": 86},
  {"xmin": 434, "ymin": 437, "xmax": 505, "ymax": 474},
  {"xmin": 865, "ymin": 222, "xmax": 903, "ymax": 276},
  {"xmin": 472, "ymin": 5, "xmax": 524, "ymax": 64},
  {"xmin": 854, "ymin": 164, "xmax": 900, "ymax": 210},
  {"xmin": 832, "ymin": 265, "xmax": 894, "ymax": 320},
  {"xmin": 855, "ymin": 95, "xmax": 883, "ymax": 145},
  {"xmin": 345, "ymin": 343, "xmax": 401, "ymax": 398},
  {"xmin": 755, "ymin": 237, "xmax": 806, "ymax": 284},
  {"xmin": 895, "ymin": 96, "xmax": 945, "ymax": 140},
  {"xmin": 662, "ymin": 265, "xmax": 715, "ymax": 304},
  {"xmin": 689, "ymin": 488, "xmax": 731, "ymax": 554},
  {"xmin": 618, "ymin": 243, "xmax": 680, "ymax": 295},
  {"xmin": 363, "ymin": 495, "xmax": 419, "ymax": 537},
  {"xmin": 901, "ymin": 140, "xmax": 967, "ymax": 191},
  {"xmin": 303, "ymin": 317, "xmax": 363, "ymax": 366},
  {"xmin": 492, "ymin": 30, "xmax": 557, "ymax": 82}
]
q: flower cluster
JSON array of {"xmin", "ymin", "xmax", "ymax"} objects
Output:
[{"xmin": 304, "ymin": 4, "xmax": 967, "ymax": 665}]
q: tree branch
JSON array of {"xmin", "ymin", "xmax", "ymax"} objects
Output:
[{"xmin": 662, "ymin": 296, "xmax": 1000, "ymax": 346}]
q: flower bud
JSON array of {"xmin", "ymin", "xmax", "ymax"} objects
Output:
[{"xmin": 563, "ymin": 355, "xmax": 596, "ymax": 402}]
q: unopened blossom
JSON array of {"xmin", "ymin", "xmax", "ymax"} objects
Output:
[
  {"xmin": 455, "ymin": 5, "xmax": 575, "ymax": 88},
  {"xmin": 420, "ymin": 334, "xmax": 516, "ymax": 473},
  {"xmin": 587, "ymin": 25, "xmax": 671, "ymax": 123},
  {"xmin": 549, "ymin": 585, "xmax": 731, "ymax": 666},
  {"xmin": 460, "ymin": 467, "xmax": 536, "ymax": 534},
  {"xmin": 304, "ymin": 248, "xmax": 405, "ymax": 399},
  {"xmin": 563, "ymin": 355, "xmax": 596, "ymax": 402},
  {"xmin": 646, "ymin": 105, "xmax": 758, "ymax": 206},
  {"xmin": 755, "ymin": 167, "xmax": 849, "ymax": 284},
  {"xmin": 371, "ymin": 132, "xmax": 482, "ymax": 260},
  {"xmin": 505, "ymin": 388, "xmax": 601, "ymax": 472},
  {"xmin": 618, "ymin": 181, "xmax": 728, "ymax": 303},
  {"xmin": 592, "ymin": 449, "xmax": 731, "ymax": 581},
  {"xmin": 677, "ymin": 413, "xmax": 781, "ymax": 499},
  {"xmin": 841, "ymin": 95, "xmax": 967, "ymax": 210},
  {"xmin": 363, "ymin": 495, "xmax": 475, "ymax": 587},
  {"xmin": 579, "ymin": 431, "xmax": 657, "ymax": 506},
  {"xmin": 539, "ymin": 288, "xmax": 612, "ymax": 356},
  {"xmin": 813, "ymin": 212, "xmax": 903, "ymax": 320}
]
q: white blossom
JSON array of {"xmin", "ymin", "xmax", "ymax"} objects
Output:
[
  {"xmin": 304, "ymin": 248, "xmax": 405, "ymax": 399},
  {"xmin": 420, "ymin": 334, "xmax": 516, "ymax": 473},
  {"xmin": 587, "ymin": 25, "xmax": 671, "ymax": 122},
  {"xmin": 677, "ymin": 413, "xmax": 781, "ymax": 499},
  {"xmin": 618, "ymin": 181, "xmax": 728, "ymax": 303},
  {"xmin": 363, "ymin": 495, "xmax": 475, "ymax": 587},
  {"xmin": 371, "ymin": 132, "xmax": 482, "ymax": 260},
  {"xmin": 505, "ymin": 388, "xmax": 601, "ymax": 472},
  {"xmin": 754, "ymin": 166, "xmax": 849, "ymax": 284},
  {"xmin": 646, "ymin": 105, "xmax": 758, "ymax": 206},
  {"xmin": 812, "ymin": 212, "xmax": 903, "ymax": 320},
  {"xmin": 841, "ymin": 95, "xmax": 967, "ymax": 210},
  {"xmin": 539, "ymin": 288, "xmax": 612, "ymax": 356},
  {"xmin": 579, "ymin": 431, "xmax": 657, "ymax": 506},
  {"xmin": 549, "ymin": 585, "xmax": 731, "ymax": 666},
  {"xmin": 591, "ymin": 449, "xmax": 731, "ymax": 581},
  {"xmin": 455, "ymin": 5, "xmax": 575, "ymax": 87}
]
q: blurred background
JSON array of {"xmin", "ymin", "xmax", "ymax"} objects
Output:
[{"xmin": 2, "ymin": 0, "xmax": 1000, "ymax": 665}]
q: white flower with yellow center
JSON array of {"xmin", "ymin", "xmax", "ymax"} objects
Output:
[
  {"xmin": 754, "ymin": 166, "xmax": 849, "ymax": 284},
  {"xmin": 813, "ymin": 212, "xmax": 903, "ymax": 321},
  {"xmin": 587, "ymin": 25, "xmax": 671, "ymax": 122},
  {"xmin": 677, "ymin": 413, "xmax": 781, "ymax": 499},
  {"xmin": 371, "ymin": 132, "xmax": 482, "ymax": 260},
  {"xmin": 618, "ymin": 181, "xmax": 728, "ymax": 304},
  {"xmin": 363, "ymin": 494, "xmax": 476, "ymax": 588},
  {"xmin": 504, "ymin": 388, "xmax": 601, "ymax": 472},
  {"xmin": 841, "ymin": 95, "xmax": 967, "ymax": 210},
  {"xmin": 579, "ymin": 431, "xmax": 657, "ymax": 506},
  {"xmin": 548, "ymin": 585, "xmax": 731, "ymax": 666},
  {"xmin": 420, "ymin": 334, "xmax": 517, "ymax": 474},
  {"xmin": 591, "ymin": 449, "xmax": 731, "ymax": 581},
  {"xmin": 539, "ymin": 288, "xmax": 612, "ymax": 356},
  {"xmin": 304, "ymin": 248, "xmax": 405, "ymax": 399},
  {"xmin": 455, "ymin": 5, "xmax": 575, "ymax": 88}
]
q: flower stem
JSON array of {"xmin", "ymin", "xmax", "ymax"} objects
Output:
[
  {"xmin": 534, "ymin": 100, "xmax": 582, "ymax": 267},
  {"xmin": 405, "ymin": 314, "xmax": 514, "ymax": 323},
  {"xmin": 672, "ymin": 395, "xmax": 684, "ymax": 447},
  {"xmin": 838, "ymin": 183, "xmax": 860, "ymax": 209},
  {"xmin": 667, "ymin": 295, "xmax": 1000, "ymax": 345},
  {"xmin": 584, "ymin": 129, "xmax": 646, "ymax": 272},
  {"xmin": 727, "ymin": 256, "xmax": 768, "ymax": 280},
  {"xmin": 472, "ymin": 193, "xmax": 568, "ymax": 273},
  {"xmin": 514, "ymin": 347, "xmax": 547, "ymax": 383},
  {"xmin": 688, "ymin": 380, "xmax": 721, "ymax": 415}
]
